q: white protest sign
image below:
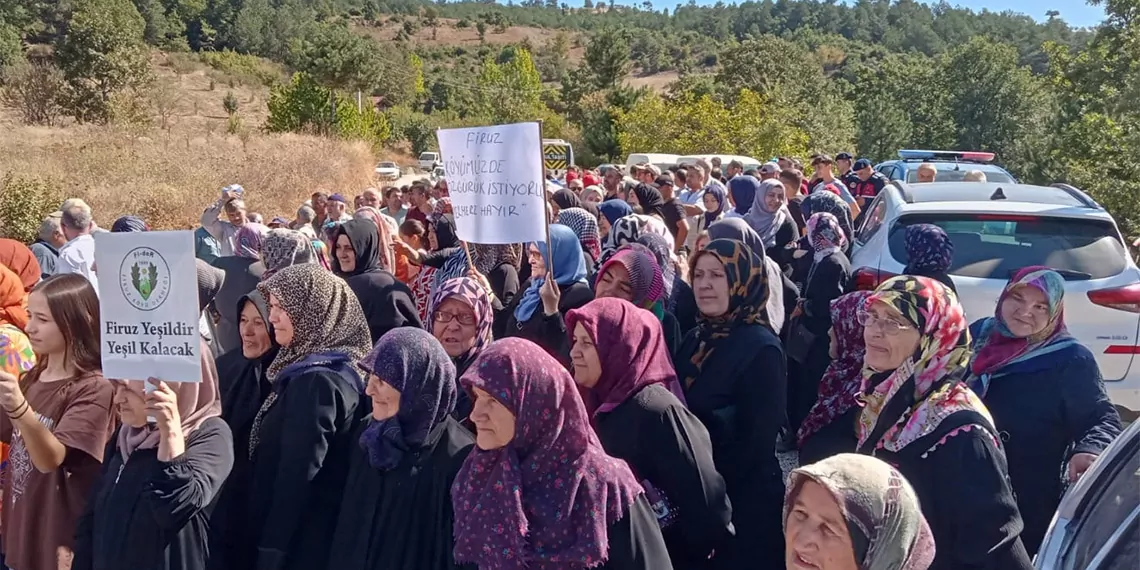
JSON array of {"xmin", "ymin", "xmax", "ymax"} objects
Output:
[
  {"xmin": 94, "ymin": 231, "xmax": 202, "ymax": 383},
  {"xmin": 437, "ymin": 121, "xmax": 547, "ymax": 244}
]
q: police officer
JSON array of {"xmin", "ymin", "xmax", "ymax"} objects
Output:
[{"xmin": 851, "ymin": 158, "xmax": 889, "ymax": 208}]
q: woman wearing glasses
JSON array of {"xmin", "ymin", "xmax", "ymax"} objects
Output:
[
  {"xmin": 429, "ymin": 277, "xmax": 494, "ymax": 427},
  {"xmin": 856, "ymin": 276, "xmax": 1032, "ymax": 570},
  {"xmin": 965, "ymin": 267, "xmax": 1120, "ymax": 557}
]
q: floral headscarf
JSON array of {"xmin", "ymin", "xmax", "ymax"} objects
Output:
[
  {"xmin": 807, "ymin": 212, "xmax": 848, "ymax": 262},
  {"xmin": 903, "ymin": 224, "xmax": 954, "ymax": 275},
  {"xmin": 802, "ymin": 191, "xmax": 854, "ymax": 246},
  {"xmin": 967, "ymin": 266, "xmax": 1074, "ymax": 396},
  {"xmin": 797, "ymin": 291, "xmax": 872, "ymax": 446},
  {"xmin": 452, "ymin": 338, "xmax": 643, "ymax": 569},
  {"xmin": 234, "ymin": 223, "xmax": 268, "ymax": 260},
  {"xmin": 684, "ymin": 239, "xmax": 770, "ymax": 388},
  {"xmin": 556, "ymin": 207, "xmax": 602, "ymax": 262},
  {"xmin": 595, "ymin": 244, "xmax": 665, "ymax": 315},
  {"xmin": 856, "ymin": 276, "xmax": 993, "ymax": 453},
  {"xmin": 469, "ymin": 244, "xmax": 520, "ymax": 276},
  {"xmin": 357, "ymin": 327, "xmax": 457, "ymax": 470}
]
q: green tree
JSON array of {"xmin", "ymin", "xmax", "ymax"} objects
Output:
[
  {"xmin": 474, "ymin": 47, "xmax": 545, "ymax": 123},
  {"xmin": 584, "ymin": 27, "xmax": 629, "ymax": 88},
  {"xmin": 476, "ymin": 20, "xmax": 486, "ymax": 42},
  {"xmin": 54, "ymin": 0, "xmax": 151, "ymax": 123},
  {"xmin": 0, "ymin": 23, "xmax": 23, "ymax": 67},
  {"xmin": 849, "ymin": 53, "xmax": 954, "ymax": 160},
  {"xmin": 423, "ymin": 6, "xmax": 439, "ymax": 40},
  {"xmin": 288, "ymin": 23, "xmax": 386, "ymax": 92},
  {"xmin": 266, "ymin": 72, "xmax": 332, "ymax": 133}
]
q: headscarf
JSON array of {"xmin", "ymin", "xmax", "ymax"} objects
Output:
[
  {"xmin": 431, "ymin": 214, "xmax": 468, "ymax": 290},
  {"xmin": 219, "ymin": 292, "xmax": 279, "ymax": 424},
  {"xmin": 597, "ymin": 199, "xmax": 633, "ymax": 227},
  {"xmin": 451, "ymin": 338, "xmax": 644, "ymax": 569},
  {"xmin": 357, "ymin": 327, "xmax": 457, "ymax": 470},
  {"xmin": 260, "ymin": 229, "xmax": 315, "ymax": 280},
  {"xmin": 354, "ymin": 207, "xmax": 396, "ymax": 271},
  {"xmin": 111, "ymin": 215, "xmax": 149, "ymax": 233},
  {"xmin": 118, "ymin": 338, "xmax": 222, "ymax": 459},
  {"xmin": 595, "ymin": 244, "xmax": 665, "ymax": 315},
  {"xmin": 255, "ymin": 263, "xmax": 372, "ymax": 383},
  {"xmin": 429, "ymin": 276, "xmax": 494, "ymax": 361},
  {"xmin": 513, "ymin": 224, "xmax": 587, "ymax": 324},
  {"xmin": 566, "ymin": 298, "xmax": 686, "ymax": 416},
  {"xmin": 0, "ymin": 239, "xmax": 41, "ymax": 292},
  {"xmin": 903, "ymin": 223, "xmax": 954, "ymax": 275},
  {"xmin": 598, "ymin": 214, "xmax": 669, "ymax": 266},
  {"xmin": 743, "ymin": 179, "xmax": 791, "ymax": 248},
  {"xmin": 0, "ymin": 265, "xmax": 29, "ymax": 330},
  {"xmin": 582, "ymin": 185, "xmax": 605, "ymax": 204},
  {"xmin": 807, "ymin": 212, "xmax": 848, "ymax": 262},
  {"xmin": 802, "ymin": 191, "xmax": 854, "ymax": 246},
  {"xmin": 856, "ymin": 276, "xmax": 992, "ymax": 453},
  {"xmin": 707, "ymin": 217, "xmax": 786, "ymax": 333},
  {"xmin": 785, "ymin": 454, "xmax": 936, "ymax": 570},
  {"xmin": 727, "ymin": 175, "xmax": 759, "ymax": 216},
  {"xmin": 331, "ymin": 219, "xmax": 381, "ymax": 277},
  {"xmin": 703, "ymin": 184, "xmax": 727, "ymax": 226},
  {"xmin": 684, "ymin": 239, "xmax": 770, "ymax": 388},
  {"xmin": 634, "ymin": 232, "xmax": 677, "ymax": 302},
  {"xmin": 551, "ymin": 188, "xmax": 583, "ymax": 212},
  {"xmin": 556, "ymin": 207, "xmax": 601, "ymax": 262},
  {"xmin": 631, "ymin": 183, "xmax": 665, "ymax": 219},
  {"xmin": 967, "ymin": 266, "xmax": 1074, "ymax": 396},
  {"xmin": 797, "ymin": 291, "xmax": 872, "ymax": 446},
  {"xmin": 469, "ymin": 244, "xmax": 520, "ymax": 276},
  {"xmin": 234, "ymin": 222, "xmax": 268, "ymax": 259},
  {"xmin": 196, "ymin": 259, "xmax": 225, "ymax": 312}
]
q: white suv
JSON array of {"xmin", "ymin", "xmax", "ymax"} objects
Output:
[{"xmin": 849, "ymin": 181, "xmax": 1140, "ymax": 417}]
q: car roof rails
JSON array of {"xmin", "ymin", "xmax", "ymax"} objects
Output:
[{"xmin": 1050, "ymin": 183, "xmax": 1101, "ymax": 209}]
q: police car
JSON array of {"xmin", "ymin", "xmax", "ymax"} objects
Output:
[
  {"xmin": 849, "ymin": 181, "xmax": 1140, "ymax": 417},
  {"xmin": 874, "ymin": 150, "xmax": 1018, "ymax": 183}
]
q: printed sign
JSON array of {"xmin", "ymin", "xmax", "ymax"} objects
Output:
[
  {"xmin": 94, "ymin": 231, "xmax": 202, "ymax": 383},
  {"xmin": 437, "ymin": 122, "xmax": 547, "ymax": 245}
]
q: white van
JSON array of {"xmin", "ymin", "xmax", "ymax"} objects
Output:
[
  {"xmin": 677, "ymin": 154, "xmax": 762, "ymax": 172},
  {"xmin": 625, "ymin": 153, "xmax": 681, "ymax": 172},
  {"xmin": 418, "ymin": 152, "xmax": 440, "ymax": 171}
]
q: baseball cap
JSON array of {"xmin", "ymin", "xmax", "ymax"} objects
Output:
[
  {"xmin": 853, "ymin": 158, "xmax": 873, "ymax": 170},
  {"xmin": 835, "ymin": 152, "xmax": 853, "ymax": 161},
  {"xmin": 645, "ymin": 164, "xmax": 662, "ymax": 177},
  {"xmin": 759, "ymin": 162, "xmax": 780, "ymax": 175},
  {"xmin": 654, "ymin": 175, "xmax": 674, "ymax": 188}
]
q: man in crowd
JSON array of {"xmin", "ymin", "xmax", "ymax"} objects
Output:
[
  {"xmin": 405, "ymin": 183, "xmax": 434, "ymax": 225},
  {"xmin": 325, "ymin": 194, "xmax": 353, "ymax": 225},
  {"xmin": 631, "ymin": 163, "xmax": 660, "ymax": 185},
  {"xmin": 381, "ymin": 187, "xmax": 408, "ymax": 224},
  {"xmin": 810, "ymin": 155, "xmax": 861, "ymax": 218},
  {"xmin": 655, "ymin": 175, "xmax": 689, "ymax": 252},
  {"xmin": 850, "ymin": 158, "xmax": 889, "ymax": 208},
  {"xmin": 248, "ymin": 212, "xmax": 264, "ymax": 224},
  {"xmin": 361, "ymin": 187, "xmax": 384, "ymax": 210},
  {"xmin": 200, "ymin": 185, "xmax": 248, "ymax": 257},
  {"xmin": 779, "ymin": 168, "xmax": 807, "ymax": 235},
  {"xmin": 293, "ymin": 205, "xmax": 318, "ymax": 239},
  {"xmin": 671, "ymin": 166, "xmax": 688, "ymax": 190},
  {"xmin": 311, "ymin": 191, "xmax": 330, "ymax": 232},
  {"xmin": 917, "ymin": 163, "xmax": 937, "ymax": 182},
  {"xmin": 57, "ymin": 204, "xmax": 99, "ymax": 289},
  {"xmin": 29, "ymin": 212, "xmax": 65, "ymax": 279},
  {"xmin": 835, "ymin": 152, "xmax": 859, "ymax": 191},
  {"xmin": 603, "ymin": 166, "xmax": 625, "ymax": 200},
  {"xmin": 758, "ymin": 162, "xmax": 781, "ymax": 181},
  {"xmin": 726, "ymin": 160, "xmax": 744, "ymax": 180}
]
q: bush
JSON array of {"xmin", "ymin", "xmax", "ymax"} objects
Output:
[
  {"xmin": 1, "ymin": 62, "xmax": 65, "ymax": 126},
  {"xmin": 200, "ymin": 50, "xmax": 283, "ymax": 87},
  {"xmin": 335, "ymin": 98, "xmax": 391, "ymax": 152},
  {"xmin": 223, "ymin": 91, "xmax": 239, "ymax": 116},
  {"xmin": 0, "ymin": 173, "xmax": 64, "ymax": 244}
]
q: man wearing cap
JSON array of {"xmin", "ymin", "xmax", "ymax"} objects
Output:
[
  {"xmin": 758, "ymin": 162, "xmax": 781, "ymax": 181},
  {"xmin": 851, "ymin": 158, "xmax": 889, "ymax": 208},
  {"xmin": 631, "ymin": 163, "xmax": 659, "ymax": 185},
  {"xmin": 834, "ymin": 152, "xmax": 859, "ymax": 192},
  {"xmin": 810, "ymin": 155, "xmax": 861, "ymax": 218},
  {"xmin": 655, "ymin": 175, "xmax": 689, "ymax": 252},
  {"xmin": 325, "ymin": 193, "xmax": 353, "ymax": 225}
]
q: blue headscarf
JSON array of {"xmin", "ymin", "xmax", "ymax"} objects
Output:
[
  {"xmin": 703, "ymin": 185, "xmax": 727, "ymax": 226},
  {"xmin": 728, "ymin": 176, "xmax": 759, "ymax": 215},
  {"xmin": 513, "ymin": 224, "xmax": 588, "ymax": 324},
  {"xmin": 597, "ymin": 199, "xmax": 633, "ymax": 227}
]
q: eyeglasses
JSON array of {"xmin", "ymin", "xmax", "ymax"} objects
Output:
[
  {"xmin": 433, "ymin": 311, "xmax": 476, "ymax": 326},
  {"xmin": 856, "ymin": 310, "xmax": 914, "ymax": 335}
]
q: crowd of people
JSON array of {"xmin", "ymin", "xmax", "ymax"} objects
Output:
[{"xmin": 0, "ymin": 151, "xmax": 1123, "ymax": 570}]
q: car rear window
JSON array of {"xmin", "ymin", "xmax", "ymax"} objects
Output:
[
  {"xmin": 905, "ymin": 166, "xmax": 1015, "ymax": 183},
  {"xmin": 888, "ymin": 213, "xmax": 1127, "ymax": 279}
]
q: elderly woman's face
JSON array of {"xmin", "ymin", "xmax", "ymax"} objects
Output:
[
  {"xmin": 432, "ymin": 297, "xmax": 478, "ymax": 358},
  {"xmin": 785, "ymin": 479, "xmax": 859, "ymax": 570},
  {"xmin": 569, "ymin": 323, "xmax": 602, "ymax": 389},
  {"xmin": 862, "ymin": 301, "xmax": 920, "ymax": 372},
  {"xmin": 528, "ymin": 243, "xmax": 546, "ymax": 278},
  {"xmin": 267, "ymin": 293, "xmax": 295, "ymax": 346},
  {"xmin": 470, "ymin": 386, "xmax": 515, "ymax": 450},
  {"xmin": 693, "ymin": 254, "xmax": 730, "ymax": 318},
  {"xmin": 365, "ymin": 375, "xmax": 400, "ymax": 421},
  {"xmin": 999, "ymin": 285, "xmax": 1051, "ymax": 338}
]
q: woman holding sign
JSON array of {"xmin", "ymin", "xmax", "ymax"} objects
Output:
[{"xmin": 0, "ymin": 274, "xmax": 116, "ymax": 570}]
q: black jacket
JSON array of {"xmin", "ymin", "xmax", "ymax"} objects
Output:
[
  {"xmin": 334, "ymin": 219, "xmax": 422, "ymax": 343},
  {"xmin": 211, "ymin": 256, "xmax": 265, "ymax": 354},
  {"xmin": 501, "ymin": 279, "xmax": 594, "ymax": 367},
  {"xmin": 74, "ymin": 418, "xmax": 234, "ymax": 570}
]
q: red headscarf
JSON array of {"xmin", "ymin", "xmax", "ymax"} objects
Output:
[
  {"xmin": 0, "ymin": 239, "xmax": 41, "ymax": 292},
  {"xmin": 0, "ymin": 265, "xmax": 29, "ymax": 331}
]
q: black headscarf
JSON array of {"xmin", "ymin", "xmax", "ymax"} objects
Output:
[
  {"xmin": 552, "ymin": 189, "xmax": 583, "ymax": 211},
  {"xmin": 632, "ymin": 183, "xmax": 665, "ymax": 219},
  {"xmin": 216, "ymin": 291, "xmax": 280, "ymax": 433},
  {"xmin": 432, "ymin": 214, "xmax": 461, "ymax": 251},
  {"xmin": 332, "ymin": 219, "xmax": 381, "ymax": 277}
]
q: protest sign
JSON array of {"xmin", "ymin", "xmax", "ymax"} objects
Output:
[
  {"xmin": 437, "ymin": 121, "xmax": 547, "ymax": 245},
  {"xmin": 94, "ymin": 231, "xmax": 202, "ymax": 383}
]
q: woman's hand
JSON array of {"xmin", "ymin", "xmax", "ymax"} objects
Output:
[
  {"xmin": 468, "ymin": 269, "xmax": 495, "ymax": 300},
  {"xmin": 540, "ymin": 277, "xmax": 560, "ymax": 316},
  {"xmin": 0, "ymin": 370, "xmax": 24, "ymax": 413},
  {"xmin": 1067, "ymin": 452, "xmax": 1097, "ymax": 482},
  {"xmin": 394, "ymin": 240, "xmax": 421, "ymax": 265},
  {"xmin": 147, "ymin": 379, "xmax": 186, "ymax": 461}
]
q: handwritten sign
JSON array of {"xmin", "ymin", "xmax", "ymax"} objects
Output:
[
  {"xmin": 94, "ymin": 231, "xmax": 202, "ymax": 383},
  {"xmin": 437, "ymin": 122, "xmax": 546, "ymax": 244}
]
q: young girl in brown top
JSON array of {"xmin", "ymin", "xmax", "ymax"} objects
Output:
[{"xmin": 0, "ymin": 273, "xmax": 116, "ymax": 570}]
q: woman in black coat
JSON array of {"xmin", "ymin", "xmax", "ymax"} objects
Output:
[
  {"xmin": 966, "ymin": 267, "xmax": 1121, "ymax": 556},
  {"xmin": 238, "ymin": 264, "xmax": 374, "ymax": 570},
  {"xmin": 74, "ymin": 348, "xmax": 233, "ymax": 570},
  {"xmin": 675, "ymin": 239, "xmax": 787, "ymax": 570},
  {"xmin": 567, "ymin": 298, "xmax": 733, "ymax": 568},
  {"xmin": 327, "ymin": 328, "xmax": 475, "ymax": 570},
  {"xmin": 212, "ymin": 224, "xmax": 268, "ymax": 353},
  {"xmin": 331, "ymin": 219, "xmax": 421, "ymax": 343}
]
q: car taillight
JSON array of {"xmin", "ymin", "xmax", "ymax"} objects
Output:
[
  {"xmin": 852, "ymin": 267, "xmax": 898, "ymax": 291},
  {"xmin": 1087, "ymin": 283, "xmax": 1140, "ymax": 313},
  {"xmin": 1104, "ymin": 345, "xmax": 1140, "ymax": 355}
]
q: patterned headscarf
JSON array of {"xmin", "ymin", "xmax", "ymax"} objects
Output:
[
  {"xmin": 357, "ymin": 327, "xmax": 457, "ymax": 470},
  {"xmin": 684, "ymin": 239, "xmax": 770, "ymax": 388},
  {"xmin": 566, "ymin": 298, "xmax": 686, "ymax": 416},
  {"xmin": 260, "ymin": 229, "xmax": 315, "ymax": 280},
  {"xmin": 802, "ymin": 191, "xmax": 854, "ymax": 246},
  {"xmin": 451, "ymin": 338, "xmax": 644, "ymax": 569},
  {"xmin": 469, "ymin": 244, "xmax": 521, "ymax": 276},
  {"xmin": 856, "ymin": 276, "xmax": 992, "ymax": 453},
  {"xmin": 797, "ymin": 291, "xmax": 872, "ymax": 446},
  {"xmin": 234, "ymin": 223, "xmax": 268, "ymax": 259},
  {"xmin": 595, "ymin": 244, "xmax": 665, "ymax": 313},
  {"xmin": 807, "ymin": 212, "xmax": 848, "ymax": 262},
  {"xmin": 706, "ymin": 217, "xmax": 786, "ymax": 333},
  {"xmin": 744, "ymin": 179, "xmax": 791, "ymax": 248},
  {"xmin": 429, "ymin": 277, "xmax": 494, "ymax": 358},
  {"xmin": 634, "ymin": 232, "xmax": 677, "ymax": 301},
  {"xmin": 111, "ymin": 215, "xmax": 149, "ymax": 233},
  {"xmin": 785, "ymin": 454, "xmax": 935, "ymax": 570},
  {"xmin": 967, "ymin": 266, "xmax": 1073, "ymax": 395},
  {"xmin": 598, "ymin": 214, "xmax": 670, "ymax": 266},
  {"xmin": 354, "ymin": 207, "xmax": 396, "ymax": 272},
  {"xmin": 556, "ymin": 207, "xmax": 601, "ymax": 262},
  {"xmin": 903, "ymin": 224, "xmax": 954, "ymax": 275}
]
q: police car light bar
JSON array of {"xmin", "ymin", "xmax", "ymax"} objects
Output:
[{"xmin": 897, "ymin": 150, "xmax": 996, "ymax": 163}]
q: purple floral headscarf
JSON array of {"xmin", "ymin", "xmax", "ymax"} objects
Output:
[
  {"xmin": 357, "ymin": 327, "xmax": 457, "ymax": 470},
  {"xmin": 234, "ymin": 223, "xmax": 268, "ymax": 259},
  {"xmin": 452, "ymin": 338, "xmax": 644, "ymax": 569}
]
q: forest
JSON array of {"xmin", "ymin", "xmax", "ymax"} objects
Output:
[{"xmin": 0, "ymin": 0, "xmax": 1137, "ymax": 237}]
